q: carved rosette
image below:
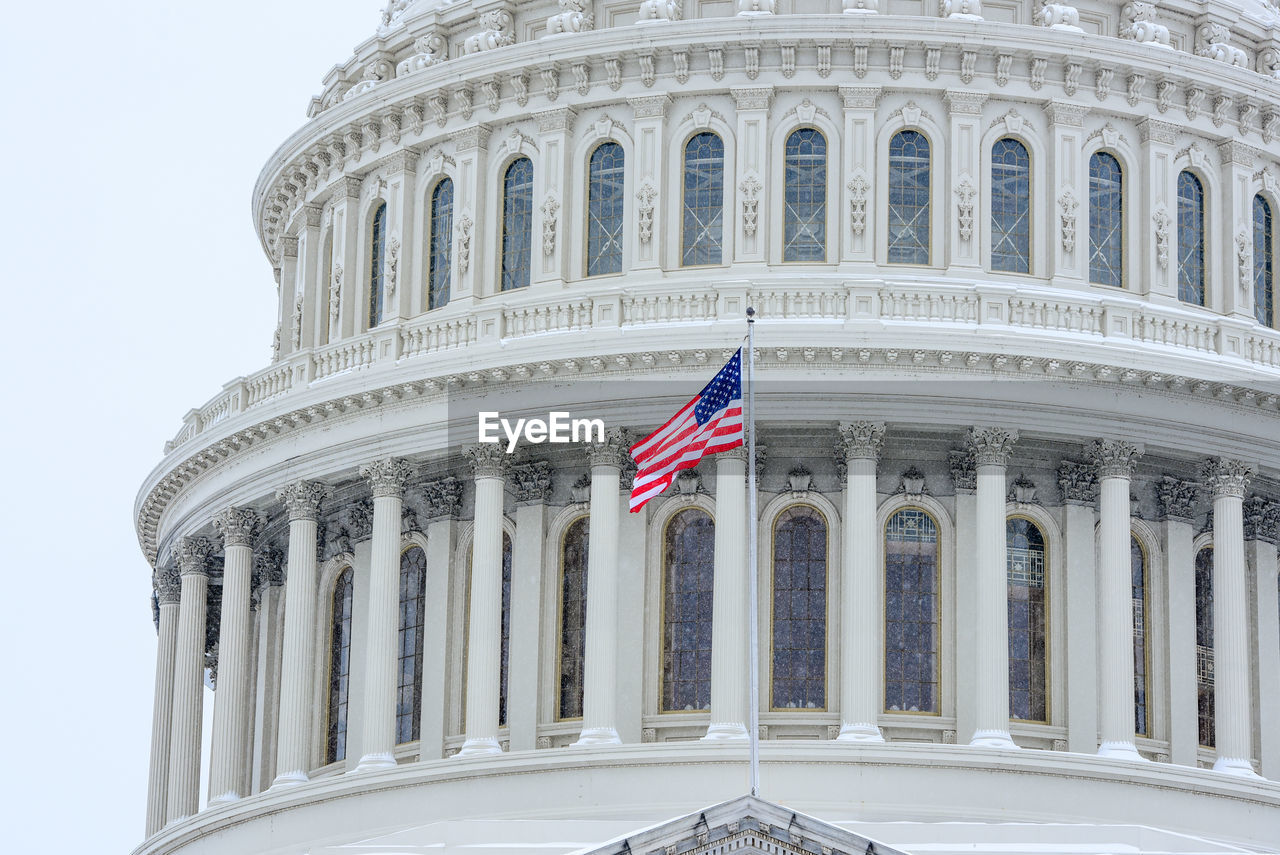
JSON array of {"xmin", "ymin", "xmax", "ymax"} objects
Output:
[
  {"xmin": 154, "ymin": 564, "xmax": 183, "ymax": 605},
  {"xmin": 1156, "ymin": 476, "xmax": 1199, "ymax": 520},
  {"xmin": 1200, "ymin": 457, "xmax": 1254, "ymax": 499},
  {"xmin": 276, "ymin": 479, "xmax": 331, "ymax": 522},
  {"xmin": 1057, "ymin": 460, "xmax": 1099, "ymax": 505},
  {"xmin": 948, "ymin": 449, "xmax": 977, "ymax": 492},
  {"xmin": 837, "ymin": 421, "xmax": 886, "ymax": 461},
  {"xmin": 1243, "ymin": 497, "xmax": 1280, "ymax": 543},
  {"xmin": 587, "ymin": 427, "xmax": 631, "ymax": 468},
  {"xmin": 465, "ymin": 443, "xmax": 509, "ymax": 479},
  {"xmin": 360, "ymin": 457, "xmax": 416, "ymax": 499},
  {"xmin": 966, "ymin": 426, "xmax": 1019, "ymax": 467},
  {"xmin": 511, "ymin": 461, "xmax": 554, "ymax": 503},
  {"xmin": 253, "ymin": 546, "xmax": 285, "ymax": 588},
  {"xmin": 177, "ymin": 536, "xmax": 214, "ymax": 576},
  {"xmin": 212, "ymin": 507, "xmax": 262, "ymax": 548},
  {"xmin": 421, "ymin": 477, "xmax": 465, "ymax": 519},
  {"xmin": 1085, "ymin": 439, "xmax": 1143, "ymax": 480}
]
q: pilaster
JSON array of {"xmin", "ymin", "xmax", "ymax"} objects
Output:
[
  {"xmin": 449, "ymin": 124, "xmax": 491, "ymax": 300},
  {"xmin": 532, "ymin": 108, "xmax": 576, "ymax": 284},
  {"xmin": 1218, "ymin": 140, "xmax": 1259, "ymax": 319},
  {"xmin": 383, "ymin": 152, "xmax": 420, "ymax": 322},
  {"xmin": 1045, "ymin": 101, "xmax": 1089, "ymax": 284},
  {"xmin": 250, "ymin": 548, "xmax": 284, "ymax": 793},
  {"xmin": 731, "ymin": 86, "xmax": 772, "ymax": 263},
  {"xmin": 1245, "ymin": 498, "xmax": 1280, "ymax": 778},
  {"xmin": 330, "ymin": 177, "xmax": 363, "ymax": 339},
  {"xmin": 1159, "ymin": 477, "xmax": 1200, "ymax": 767},
  {"xmin": 459, "ymin": 444, "xmax": 507, "ymax": 756},
  {"xmin": 706, "ymin": 446, "xmax": 750, "ymax": 741},
  {"xmin": 166, "ymin": 536, "xmax": 213, "ymax": 823},
  {"xmin": 420, "ymin": 514, "xmax": 458, "ymax": 761},
  {"xmin": 839, "ymin": 87, "xmax": 880, "ymax": 263},
  {"xmin": 944, "ymin": 91, "xmax": 988, "ymax": 270},
  {"xmin": 297, "ymin": 206, "xmax": 323, "ymax": 350},
  {"xmin": 629, "ymin": 94, "xmax": 670, "ymax": 271},
  {"xmin": 1138, "ymin": 119, "xmax": 1178, "ymax": 300},
  {"xmin": 508, "ymin": 471, "xmax": 550, "ymax": 750},
  {"xmin": 277, "ymin": 237, "xmax": 299, "ymax": 360}
]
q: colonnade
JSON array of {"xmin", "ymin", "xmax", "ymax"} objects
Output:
[{"xmin": 144, "ymin": 424, "xmax": 1277, "ymax": 836}]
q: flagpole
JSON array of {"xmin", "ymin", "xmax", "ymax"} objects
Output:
[{"xmin": 745, "ymin": 307, "xmax": 760, "ymax": 797}]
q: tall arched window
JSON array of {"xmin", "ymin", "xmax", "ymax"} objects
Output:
[
  {"xmin": 888, "ymin": 130, "xmax": 931, "ymax": 264},
  {"xmin": 1254, "ymin": 194, "xmax": 1274, "ymax": 328},
  {"xmin": 1177, "ymin": 171, "xmax": 1205, "ymax": 306},
  {"xmin": 991, "ymin": 138, "xmax": 1031, "ymax": 274},
  {"xmin": 1089, "ymin": 152, "xmax": 1124, "ymax": 287},
  {"xmin": 1007, "ymin": 517, "xmax": 1047, "ymax": 722},
  {"xmin": 1132, "ymin": 536, "xmax": 1149, "ymax": 736},
  {"xmin": 397, "ymin": 547, "xmax": 427, "ymax": 744},
  {"xmin": 771, "ymin": 505, "xmax": 827, "ymax": 710},
  {"xmin": 662, "ymin": 508, "xmax": 715, "ymax": 711},
  {"xmin": 682, "ymin": 133, "xmax": 725, "ymax": 266},
  {"xmin": 501, "ymin": 158, "xmax": 533, "ymax": 291},
  {"xmin": 783, "ymin": 128, "xmax": 827, "ymax": 262},
  {"xmin": 884, "ymin": 508, "xmax": 940, "ymax": 714},
  {"xmin": 368, "ymin": 202, "xmax": 387, "ymax": 327},
  {"xmin": 559, "ymin": 518, "xmax": 590, "ymax": 719},
  {"xmin": 587, "ymin": 142, "xmax": 625, "ymax": 276},
  {"xmin": 427, "ymin": 178, "xmax": 453, "ymax": 310},
  {"xmin": 1195, "ymin": 546, "xmax": 1214, "ymax": 747},
  {"xmin": 326, "ymin": 567, "xmax": 354, "ymax": 764}
]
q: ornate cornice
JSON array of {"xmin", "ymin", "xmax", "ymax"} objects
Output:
[
  {"xmin": 511, "ymin": 461, "xmax": 553, "ymax": 503},
  {"xmin": 628, "ymin": 93, "xmax": 671, "ymax": 119},
  {"xmin": 943, "ymin": 89, "xmax": 987, "ymax": 115},
  {"xmin": 1085, "ymin": 439, "xmax": 1144, "ymax": 479},
  {"xmin": 421, "ymin": 476, "xmax": 464, "ymax": 518},
  {"xmin": 276, "ymin": 479, "xmax": 331, "ymax": 521},
  {"xmin": 1057, "ymin": 460, "xmax": 1099, "ymax": 505},
  {"xmin": 587, "ymin": 427, "xmax": 631, "ymax": 468},
  {"xmin": 838, "ymin": 85, "xmax": 880, "ymax": 110},
  {"xmin": 360, "ymin": 456, "xmax": 416, "ymax": 498},
  {"xmin": 449, "ymin": 123, "xmax": 491, "ymax": 152},
  {"xmin": 1044, "ymin": 99, "xmax": 1089, "ymax": 127},
  {"xmin": 1157, "ymin": 475, "xmax": 1200, "ymax": 520},
  {"xmin": 837, "ymin": 421, "xmax": 886, "ymax": 461},
  {"xmin": 177, "ymin": 536, "xmax": 213, "ymax": 576},
  {"xmin": 729, "ymin": 85, "xmax": 773, "ymax": 111},
  {"xmin": 1201, "ymin": 457, "xmax": 1254, "ymax": 499},
  {"xmin": 967, "ymin": 426, "xmax": 1018, "ymax": 467},
  {"xmin": 212, "ymin": 507, "xmax": 262, "ymax": 548}
]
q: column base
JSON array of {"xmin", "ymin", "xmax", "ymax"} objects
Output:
[
  {"xmin": 354, "ymin": 751, "xmax": 397, "ymax": 772},
  {"xmin": 1213, "ymin": 755, "xmax": 1262, "ymax": 777},
  {"xmin": 969, "ymin": 729, "xmax": 1019, "ymax": 749},
  {"xmin": 456, "ymin": 736, "xmax": 503, "ymax": 757},
  {"xmin": 1097, "ymin": 741, "xmax": 1146, "ymax": 761},
  {"xmin": 208, "ymin": 791, "xmax": 241, "ymax": 805},
  {"xmin": 702, "ymin": 722, "xmax": 749, "ymax": 741},
  {"xmin": 572, "ymin": 726, "xmax": 622, "ymax": 746},
  {"xmin": 836, "ymin": 722, "xmax": 885, "ymax": 742},
  {"xmin": 269, "ymin": 769, "xmax": 309, "ymax": 788}
]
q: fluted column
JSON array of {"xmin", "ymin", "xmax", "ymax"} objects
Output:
[
  {"xmin": 145, "ymin": 567, "xmax": 182, "ymax": 835},
  {"xmin": 208, "ymin": 508, "xmax": 262, "ymax": 802},
  {"xmin": 575, "ymin": 430, "xmax": 627, "ymax": 746},
  {"xmin": 1203, "ymin": 458, "xmax": 1260, "ymax": 777},
  {"xmin": 165, "ymin": 536, "xmax": 212, "ymax": 823},
  {"xmin": 1087, "ymin": 440, "xmax": 1145, "ymax": 761},
  {"xmin": 837, "ymin": 421, "xmax": 887, "ymax": 741},
  {"xmin": 705, "ymin": 447, "xmax": 749, "ymax": 741},
  {"xmin": 356, "ymin": 458, "xmax": 416, "ymax": 771},
  {"xmin": 968, "ymin": 427, "xmax": 1019, "ymax": 749},
  {"xmin": 460, "ymin": 445, "xmax": 507, "ymax": 756},
  {"xmin": 272, "ymin": 480, "xmax": 330, "ymax": 785}
]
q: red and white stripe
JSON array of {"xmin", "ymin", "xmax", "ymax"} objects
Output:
[{"xmin": 628, "ymin": 397, "xmax": 743, "ymax": 512}]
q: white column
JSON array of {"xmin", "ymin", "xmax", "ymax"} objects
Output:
[
  {"xmin": 1058, "ymin": 461, "xmax": 1099, "ymax": 754},
  {"xmin": 1158, "ymin": 476, "xmax": 1200, "ymax": 767},
  {"xmin": 1245, "ymin": 499, "xmax": 1280, "ymax": 779},
  {"xmin": 165, "ymin": 536, "xmax": 213, "ymax": 823},
  {"xmin": 1088, "ymin": 440, "xmax": 1145, "ymax": 760},
  {"xmin": 968, "ymin": 427, "xmax": 1019, "ymax": 749},
  {"xmin": 509, "ymin": 464, "xmax": 552, "ymax": 751},
  {"xmin": 145, "ymin": 567, "xmax": 182, "ymax": 836},
  {"xmin": 250, "ymin": 549, "xmax": 285, "ymax": 793},
  {"xmin": 209, "ymin": 508, "xmax": 263, "ymax": 801},
  {"xmin": 272, "ymin": 480, "xmax": 330, "ymax": 785},
  {"xmin": 574, "ymin": 430, "xmax": 627, "ymax": 746},
  {"xmin": 837, "ymin": 422, "xmax": 886, "ymax": 741},
  {"xmin": 460, "ymin": 445, "xmax": 506, "ymax": 756},
  {"xmin": 418, "ymin": 479, "xmax": 462, "ymax": 761},
  {"xmin": 1203, "ymin": 458, "xmax": 1260, "ymax": 776},
  {"xmin": 705, "ymin": 448, "xmax": 749, "ymax": 741}
]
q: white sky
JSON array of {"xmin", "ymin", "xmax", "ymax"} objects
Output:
[{"xmin": 0, "ymin": 2, "xmax": 374, "ymax": 849}]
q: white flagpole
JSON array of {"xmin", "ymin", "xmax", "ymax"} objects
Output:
[{"xmin": 745, "ymin": 307, "xmax": 760, "ymax": 797}]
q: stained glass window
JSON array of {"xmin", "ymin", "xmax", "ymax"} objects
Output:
[
  {"xmin": 326, "ymin": 568, "xmax": 354, "ymax": 764},
  {"xmin": 1255, "ymin": 195, "xmax": 1274, "ymax": 328},
  {"xmin": 682, "ymin": 133, "xmax": 725, "ymax": 266},
  {"xmin": 1195, "ymin": 546, "xmax": 1214, "ymax": 747},
  {"xmin": 587, "ymin": 143, "xmax": 625, "ymax": 276},
  {"xmin": 1178, "ymin": 171, "xmax": 1205, "ymax": 305},
  {"xmin": 771, "ymin": 506, "xmax": 827, "ymax": 710},
  {"xmin": 1089, "ymin": 152, "xmax": 1123, "ymax": 287},
  {"xmin": 1132, "ymin": 536, "xmax": 1149, "ymax": 736},
  {"xmin": 662, "ymin": 509, "xmax": 715, "ymax": 711},
  {"xmin": 559, "ymin": 518, "xmax": 590, "ymax": 719},
  {"xmin": 428, "ymin": 178, "xmax": 453, "ymax": 310},
  {"xmin": 396, "ymin": 547, "xmax": 427, "ymax": 744},
  {"xmin": 888, "ymin": 130, "xmax": 931, "ymax": 264},
  {"xmin": 884, "ymin": 509, "xmax": 939, "ymax": 713},
  {"xmin": 501, "ymin": 158, "xmax": 533, "ymax": 290},
  {"xmin": 1007, "ymin": 518, "xmax": 1047, "ymax": 722},
  {"xmin": 368, "ymin": 202, "xmax": 387, "ymax": 327},
  {"xmin": 783, "ymin": 129, "xmax": 827, "ymax": 262},
  {"xmin": 991, "ymin": 139, "xmax": 1032, "ymax": 274}
]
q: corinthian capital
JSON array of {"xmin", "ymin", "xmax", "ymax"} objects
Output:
[
  {"xmin": 838, "ymin": 421, "xmax": 886, "ymax": 461},
  {"xmin": 253, "ymin": 546, "xmax": 285, "ymax": 588},
  {"xmin": 587, "ymin": 428, "xmax": 631, "ymax": 468},
  {"xmin": 465, "ymin": 443, "xmax": 508, "ymax": 479},
  {"xmin": 1156, "ymin": 475, "xmax": 1199, "ymax": 520},
  {"xmin": 177, "ymin": 536, "xmax": 213, "ymax": 576},
  {"xmin": 276, "ymin": 480, "xmax": 331, "ymax": 521},
  {"xmin": 1200, "ymin": 457, "xmax": 1254, "ymax": 499},
  {"xmin": 213, "ymin": 507, "xmax": 263, "ymax": 548},
  {"xmin": 966, "ymin": 426, "xmax": 1019, "ymax": 466},
  {"xmin": 421, "ymin": 477, "xmax": 464, "ymax": 518},
  {"xmin": 511, "ymin": 461, "xmax": 553, "ymax": 503},
  {"xmin": 1243, "ymin": 497, "xmax": 1280, "ymax": 544},
  {"xmin": 1085, "ymin": 439, "xmax": 1144, "ymax": 480},
  {"xmin": 1057, "ymin": 460, "xmax": 1098, "ymax": 505},
  {"xmin": 360, "ymin": 457, "xmax": 416, "ymax": 498},
  {"xmin": 154, "ymin": 564, "xmax": 182, "ymax": 604}
]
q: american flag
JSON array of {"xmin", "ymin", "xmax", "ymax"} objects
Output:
[{"xmin": 628, "ymin": 349, "xmax": 744, "ymax": 512}]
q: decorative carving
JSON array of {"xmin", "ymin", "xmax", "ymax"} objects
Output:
[
  {"xmin": 465, "ymin": 11, "xmax": 515, "ymax": 54},
  {"xmin": 1157, "ymin": 476, "xmax": 1199, "ymax": 520},
  {"xmin": 939, "ymin": 0, "xmax": 982, "ymax": 20},
  {"xmin": 587, "ymin": 428, "xmax": 631, "ymax": 469},
  {"xmin": 1058, "ymin": 189, "xmax": 1079, "ymax": 253},
  {"xmin": 1008, "ymin": 473, "xmax": 1038, "ymax": 505},
  {"xmin": 955, "ymin": 178, "xmax": 977, "ymax": 242},
  {"xmin": 1156, "ymin": 80, "xmax": 1175, "ymax": 113},
  {"xmin": 385, "ymin": 235, "xmax": 400, "ymax": 298},
  {"xmin": 1057, "ymin": 460, "xmax": 1099, "ymax": 505},
  {"xmin": 1063, "ymin": 62, "xmax": 1081, "ymax": 97},
  {"xmin": 254, "ymin": 546, "xmax": 285, "ymax": 588},
  {"xmin": 949, "ymin": 449, "xmax": 977, "ymax": 493},
  {"xmin": 466, "ymin": 443, "xmax": 508, "ymax": 479},
  {"xmin": 155, "ymin": 564, "xmax": 182, "ymax": 605},
  {"xmin": 291, "ymin": 294, "xmax": 304, "ymax": 350},
  {"xmin": 1030, "ymin": 57, "xmax": 1047, "ymax": 91},
  {"xmin": 511, "ymin": 461, "xmax": 554, "ymax": 503},
  {"xmin": 1196, "ymin": 22, "xmax": 1247, "ymax": 67},
  {"xmin": 1236, "ymin": 230, "xmax": 1252, "ymax": 294},
  {"xmin": 848, "ymin": 173, "xmax": 869, "ymax": 237},
  {"xmin": 1186, "ymin": 87, "xmax": 1204, "ymax": 121},
  {"xmin": 361, "ymin": 457, "xmax": 415, "ymax": 498},
  {"xmin": 1126, "ymin": 74, "xmax": 1145, "ymax": 107},
  {"xmin": 638, "ymin": 0, "xmax": 682, "ymax": 20},
  {"xmin": 675, "ymin": 468, "xmax": 705, "ymax": 495},
  {"xmin": 570, "ymin": 473, "xmax": 592, "ymax": 504},
  {"xmin": 1086, "ymin": 439, "xmax": 1143, "ymax": 479},
  {"xmin": 344, "ymin": 60, "xmax": 392, "ymax": 102},
  {"xmin": 1152, "ymin": 207, "xmax": 1171, "ymax": 271},
  {"xmin": 1120, "ymin": 2, "xmax": 1170, "ymax": 47},
  {"xmin": 213, "ymin": 507, "xmax": 262, "ymax": 548},
  {"xmin": 456, "ymin": 214, "xmax": 473, "ymax": 273},
  {"xmin": 1243, "ymin": 498, "xmax": 1280, "ymax": 543},
  {"xmin": 1261, "ymin": 47, "xmax": 1280, "ymax": 79},
  {"xmin": 277, "ymin": 480, "xmax": 331, "ymax": 522},
  {"xmin": 995, "ymin": 53, "xmax": 1012, "ymax": 86},
  {"xmin": 347, "ymin": 499, "xmax": 374, "ymax": 540},
  {"xmin": 1201, "ymin": 457, "xmax": 1253, "ymax": 499},
  {"xmin": 898, "ymin": 466, "xmax": 928, "ymax": 497},
  {"xmin": 1036, "ymin": 0, "xmax": 1081, "ymax": 31},
  {"xmin": 926, "ymin": 48, "xmax": 942, "ymax": 80},
  {"xmin": 853, "ymin": 45, "xmax": 868, "ymax": 78},
  {"xmin": 329, "ymin": 264, "xmax": 343, "ymax": 332},
  {"xmin": 967, "ymin": 427, "xmax": 1018, "ymax": 466},
  {"xmin": 739, "ymin": 174, "xmax": 762, "ymax": 237},
  {"xmin": 178, "ymin": 536, "xmax": 214, "ymax": 575},
  {"xmin": 421, "ymin": 477, "xmax": 464, "ymax": 519},
  {"xmin": 889, "ymin": 46, "xmax": 904, "ymax": 80},
  {"xmin": 960, "ymin": 51, "xmax": 977, "ymax": 85},
  {"xmin": 637, "ymin": 182, "xmax": 657, "ymax": 244},
  {"xmin": 1213, "ymin": 95, "xmax": 1232, "ymax": 129},
  {"xmin": 547, "ymin": 0, "xmax": 594, "ymax": 34},
  {"xmin": 709, "ymin": 47, "xmax": 725, "ymax": 81},
  {"xmin": 838, "ymin": 421, "xmax": 885, "ymax": 461},
  {"xmin": 397, "ymin": 32, "xmax": 448, "ymax": 76},
  {"xmin": 541, "ymin": 196, "xmax": 559, "ymax": 256}
]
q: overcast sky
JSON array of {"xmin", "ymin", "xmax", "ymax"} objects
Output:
[{"xmin": 0, "ymin": 2, "xmax": 375, "ymax": 849}]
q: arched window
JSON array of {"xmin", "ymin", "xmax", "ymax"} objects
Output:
[
  {"xmin": 1089, "ymin": 152, "xmax": 1124, "ymax": 287},
  {"xmin": 771, "ymin": 505, "xmax": 827, "ymax": 710},
  {"xmin": 501, "ymin": 158, "xmax": 533, "ymax": 291},
  {"xmin": 991, "ymin": 138, "xmax": 1031, "ymax": 274},
  {"xmin": 1177, "ymin": 171, "xmax": 1205, "ymax": 305},
  {"xmin": 1007, "ymin": 517, "xmax": 1047, "ymax": 722},
  {"xmin": 396, "ymin": 547, "xmax": 427, "ymax": 744},
  {"xmin": 1254, "ymin": 194, "xmax": 1274, "ymax": 328},
  {"xmin": 884, "ymin": 508, "xmax": 940, "ymax": 713},
  {"xmin": 427, "ymin": 178, "xmax": 453, "ymax": 310},
  {"xmin": 888, "ymin": 130, "xmax": 931, "ymax": 264},
  {"xmin": 325, "ymin": 567, "xmax": 354, "ymax": 764},
  {"xmin": 783, "ymin": 128, "xmax": 827, "ymax": 262},
  {"xmin": 1132, "ymin": 536, "xmax": 1149, "ymax": 736},
  {"xmin": 682, "ymin": 133, "xmax": 725, "ymax": 266},
  {"xmin": 1195, "ymin": 546, "xmax": 1214, "ymax": 747},
  {"xmin": 558, "ymin": 518, "xmax": 590, "ymax": 719},
  {"xmin": 662, "ymin": 508, "xmax": 715, "ymax": 711},
  {"xmin": 587, "ymin": 143, "xmax": 625, "ymax": 276},
  {"xmin": 368, "ymin": 202, "xmax": 387, "ymax": 327}
]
